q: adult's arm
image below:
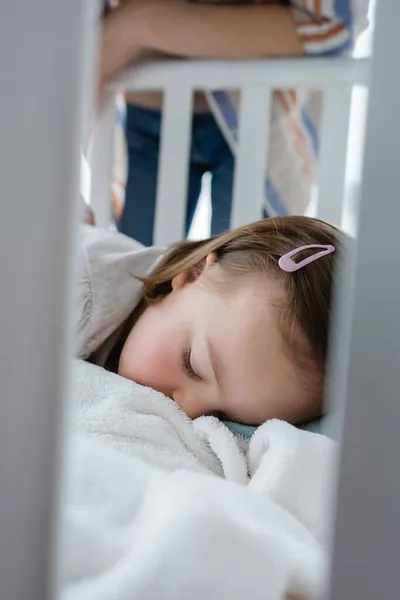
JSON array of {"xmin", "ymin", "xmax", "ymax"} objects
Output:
[
  {"xmin": 99, "ymin": 0, "xmax": 369, "ymax": 85},
  {"xmin": 99, "ymin": 0, "xmax": 304, "ymax": 86}
]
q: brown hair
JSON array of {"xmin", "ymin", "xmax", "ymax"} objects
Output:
[{"xmin": 138, "ymin": 216, "xmax": 342, "ymax": 406}]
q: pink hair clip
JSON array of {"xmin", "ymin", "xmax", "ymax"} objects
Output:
[{"xmin": 278, "ymin": 244, "xmax": 335, "ymax": 273}]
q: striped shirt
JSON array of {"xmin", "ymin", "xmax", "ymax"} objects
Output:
[{"xmin": 207, "ymin": 0, "xmax": 370, "ymax": 217}]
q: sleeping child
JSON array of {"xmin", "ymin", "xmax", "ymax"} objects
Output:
[{"xmin": 76, "ymin": 215, "xmax": 341, "ymax": 427}]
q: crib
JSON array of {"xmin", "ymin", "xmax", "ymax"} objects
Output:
[
  {"xmin": 89, "ymin": 57, "xmax": 369, "ymax": 243},
  {"xmin": 1, "ymin": 1, "xmax": 399, "ymax": 599}
]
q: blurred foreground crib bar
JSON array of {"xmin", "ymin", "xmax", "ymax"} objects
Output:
[
  {"xmin": 328, "ymin": 2, "xmax": 400, "ymax": 598},
  {"xmin": 0, "ymin": 1, "xmax": 99, "ymax": 599}
]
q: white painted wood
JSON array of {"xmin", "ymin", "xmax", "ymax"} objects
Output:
[
  {"xmin": 327, "ymin": 2, "xmax": 400, "ymax": 598},
  {"xmin": 317, "ymin": 86, "xmax": 353, "ymax": 225},
  {"xmin": 113, "ymin": 57, "xmax": 369, "ymax": 92},
  {"xmin": 89, "ymin": 92, "xmax": 116, "ymax": 227},
  {"xmin": 231, "ymin": 85, "xmax": 271, "ymax": 228},
  {"xmin": 0, "ymin": 1, "xmax": 98, "ymax": 599},
  {"xmin": 87, "ymin": 57, "xmax": 370, "ymax": 242},
  {"xmin": 154, "ymin": 87, "xmax": 193, "ymax": 245}
]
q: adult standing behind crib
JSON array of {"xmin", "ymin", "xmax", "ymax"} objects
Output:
[{"xmin": 99, "ymin": 0, "xmax": 369, "ymax": 245}]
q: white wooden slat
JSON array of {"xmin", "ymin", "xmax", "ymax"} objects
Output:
[
  {"xmin": 328, "ymin": 2, "xmax": 400, "ymax": 598},
  {"xmin": 114, "ymin": 57, "xmax": 369, "ymax": 92},
  {"xmin": 0, "ymin": 1, "xmax": 98, "ymax": 599},
  {"xmin": 231, "ymin": 85, "xmax": 271, "ymax": 228},
  {"xmin": 154, "ymin": 87, "xmax": 193, "ymax": 245},
  {"xmin": 89, "ymin": 92, "xmax": 116, "ymax": 228},
  {"xmin": 316, "ymin": 86, "xmax": 353, "ymax": 226}
]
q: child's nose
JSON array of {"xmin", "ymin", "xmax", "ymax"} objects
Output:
[
  {"xmin": 172, "ymin": 388, "xmax": 212, "ymax": 420},
  {"xmin": 172, "ymin": 388, "xmax": 194, "ymax": 418}
]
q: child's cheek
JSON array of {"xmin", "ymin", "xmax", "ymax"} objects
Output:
[{"xmin": 120, "ymin": 334, "xmax": 179, "ymax": 396}]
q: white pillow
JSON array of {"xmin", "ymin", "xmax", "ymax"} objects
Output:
[{"xmin": 75, "ymin": 226, "xmax": 164, "ymax": 359}]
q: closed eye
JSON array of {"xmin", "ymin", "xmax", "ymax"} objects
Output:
[{"xmin": 182, "ymin": 348, "xmax": 202, "ymax": 381}]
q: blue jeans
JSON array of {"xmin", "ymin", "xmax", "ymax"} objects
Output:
[{"xmin": 119, "ymin": 104, "xmax": 235, "ymax": 246}]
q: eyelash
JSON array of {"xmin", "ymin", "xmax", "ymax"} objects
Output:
[{"xmin": 182, "ymin": 349, "xmax": 202, "ymax": 381}]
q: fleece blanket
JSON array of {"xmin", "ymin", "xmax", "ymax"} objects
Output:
[{"xmin": 61, "ymin": 360, "xmax": 336, "ymax": 599}]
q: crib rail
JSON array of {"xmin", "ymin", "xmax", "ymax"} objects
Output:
[
  {"xmin": 5, "ymin": 1, "xmax": 400, "ymax": 599},
  {"xmin": 0, "ymin": 1, "xmax": 100, "ymax": 598},
  {"xmin": 90, "ymin": 57, "xmax": 369, "ymax": 244}
]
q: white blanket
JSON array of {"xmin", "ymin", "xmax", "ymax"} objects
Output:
[{"xmin": 61, "ymin": 360, "xmax": 336, "ymax": 600}]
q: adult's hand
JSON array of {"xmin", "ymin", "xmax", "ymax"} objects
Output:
[{"xmin": 99, "ymin": 2, "xmax": 142, "ymax": 89}]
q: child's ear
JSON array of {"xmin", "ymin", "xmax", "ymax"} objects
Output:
[
  {"xmin": 204, "ymin": 252, "xmax": 217, "ymax": 271},
  {"xmin": 171, "ymin": 252, "xmax": 217, "ymax": 291},
  {"xmin": 171, "ymin": 271, "xmax": 189, "ymax": 291}
]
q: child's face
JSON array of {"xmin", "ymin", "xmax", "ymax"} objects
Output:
[{"xmin": 118, "ymin": 257, "xmax": 313, "ymax": 426}]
